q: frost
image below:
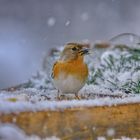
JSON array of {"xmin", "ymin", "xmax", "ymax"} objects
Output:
[
  {"xmin": 117, "ymin": 72, "xmax": 132, "ymax": 84},
  {"xmin": 132, "ymin": 71, "xmax": 140, "ymax": 82},
  {"xmin": 88, "ymin": 46, "xmax": 140, "ymax": 94},
  {"xmin": 0, "ymin": 87, "xmax": 140, "ymax": 114},
  {"xmin": 47, "ymin": 17, "xmax": 56, "ymax": 27}
]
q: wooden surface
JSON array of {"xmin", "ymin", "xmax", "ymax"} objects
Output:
[{"xmin": 0, "ymin": 103, "xmax": 140, "ymax": 139}]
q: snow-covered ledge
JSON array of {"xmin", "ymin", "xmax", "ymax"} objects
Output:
[{"xmin": 0, "ymin": 85, "xmax": 139, "ymax": 114}]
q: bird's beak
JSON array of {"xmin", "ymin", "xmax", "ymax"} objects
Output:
[{"xmin": 79, "ymin": 48, "xmax": 90, "ymax": 55}]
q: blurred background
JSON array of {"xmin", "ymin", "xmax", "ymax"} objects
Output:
[{"xmin": 0, "ymin": 0, "xmax": 140, "ymax": 89}]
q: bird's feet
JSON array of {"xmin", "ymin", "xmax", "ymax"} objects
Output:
[
  {"xmin": 75, "ymin": 93, "xmax": 81, "ymax": 100},
  {"xmin": 56, "ymin": 90, "xmax": 81, "ymax": 100}
]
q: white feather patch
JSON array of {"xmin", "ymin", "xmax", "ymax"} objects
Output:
[{"xmin": 53, "ymin": 73, "xmax": 85, "ymax": 94}]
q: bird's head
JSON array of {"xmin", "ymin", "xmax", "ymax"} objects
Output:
[{"xmin": 60, "ymin": 43, "xmax": 90, "ymax": 62}]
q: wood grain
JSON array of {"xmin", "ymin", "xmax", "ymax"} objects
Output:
[{"xmin": 0, "ymin": 103, "xmax": 140, "ymax": 139}]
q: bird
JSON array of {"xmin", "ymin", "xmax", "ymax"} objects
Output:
[{"xmin": 51, "ymin": 43, "xmax": 90, "ymax": 99}]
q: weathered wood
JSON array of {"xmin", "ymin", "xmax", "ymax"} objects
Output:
[{"xmin": 0, "ymin": 103, "xmax": 140, "ymax": 139}]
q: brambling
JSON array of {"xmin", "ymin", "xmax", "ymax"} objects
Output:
[{"xmin": 51, "ymin": 43, "xmax": 90, "ymax": 99}]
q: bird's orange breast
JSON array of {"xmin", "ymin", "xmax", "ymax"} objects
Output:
[{"xmin": 53, "ymin": 57, "xmax": 88, "ymax": 81}]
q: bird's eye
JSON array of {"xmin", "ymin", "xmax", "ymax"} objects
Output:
[{"xmin": 72, "ymin": 47, "xmax": 77, "ymax": 51}]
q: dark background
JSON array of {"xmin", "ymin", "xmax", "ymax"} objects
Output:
[{"xmin": 0, "ymin": 0, "xmax": 140, "ymax": 88}]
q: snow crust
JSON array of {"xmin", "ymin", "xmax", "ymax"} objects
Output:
[{"xmin": 0, "ymin": 87, "xmax": 139, "ymax": 114}]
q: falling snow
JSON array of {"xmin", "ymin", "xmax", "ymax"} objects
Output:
[
  {"xmin": 81, "ymin": 12, "xmax": 89, "ymax": 21},
  {"xmin": 47, "ymin": 17, "xmax": 56, "ymax": 27},
  {"xmin": 65, "ymin": 20, "xmax": 70, "ymax": 26}
]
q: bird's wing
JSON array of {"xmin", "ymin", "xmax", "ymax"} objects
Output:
[{"xmin": 51, "ymin": 61, "xmax": 58, "ymax": 79}]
